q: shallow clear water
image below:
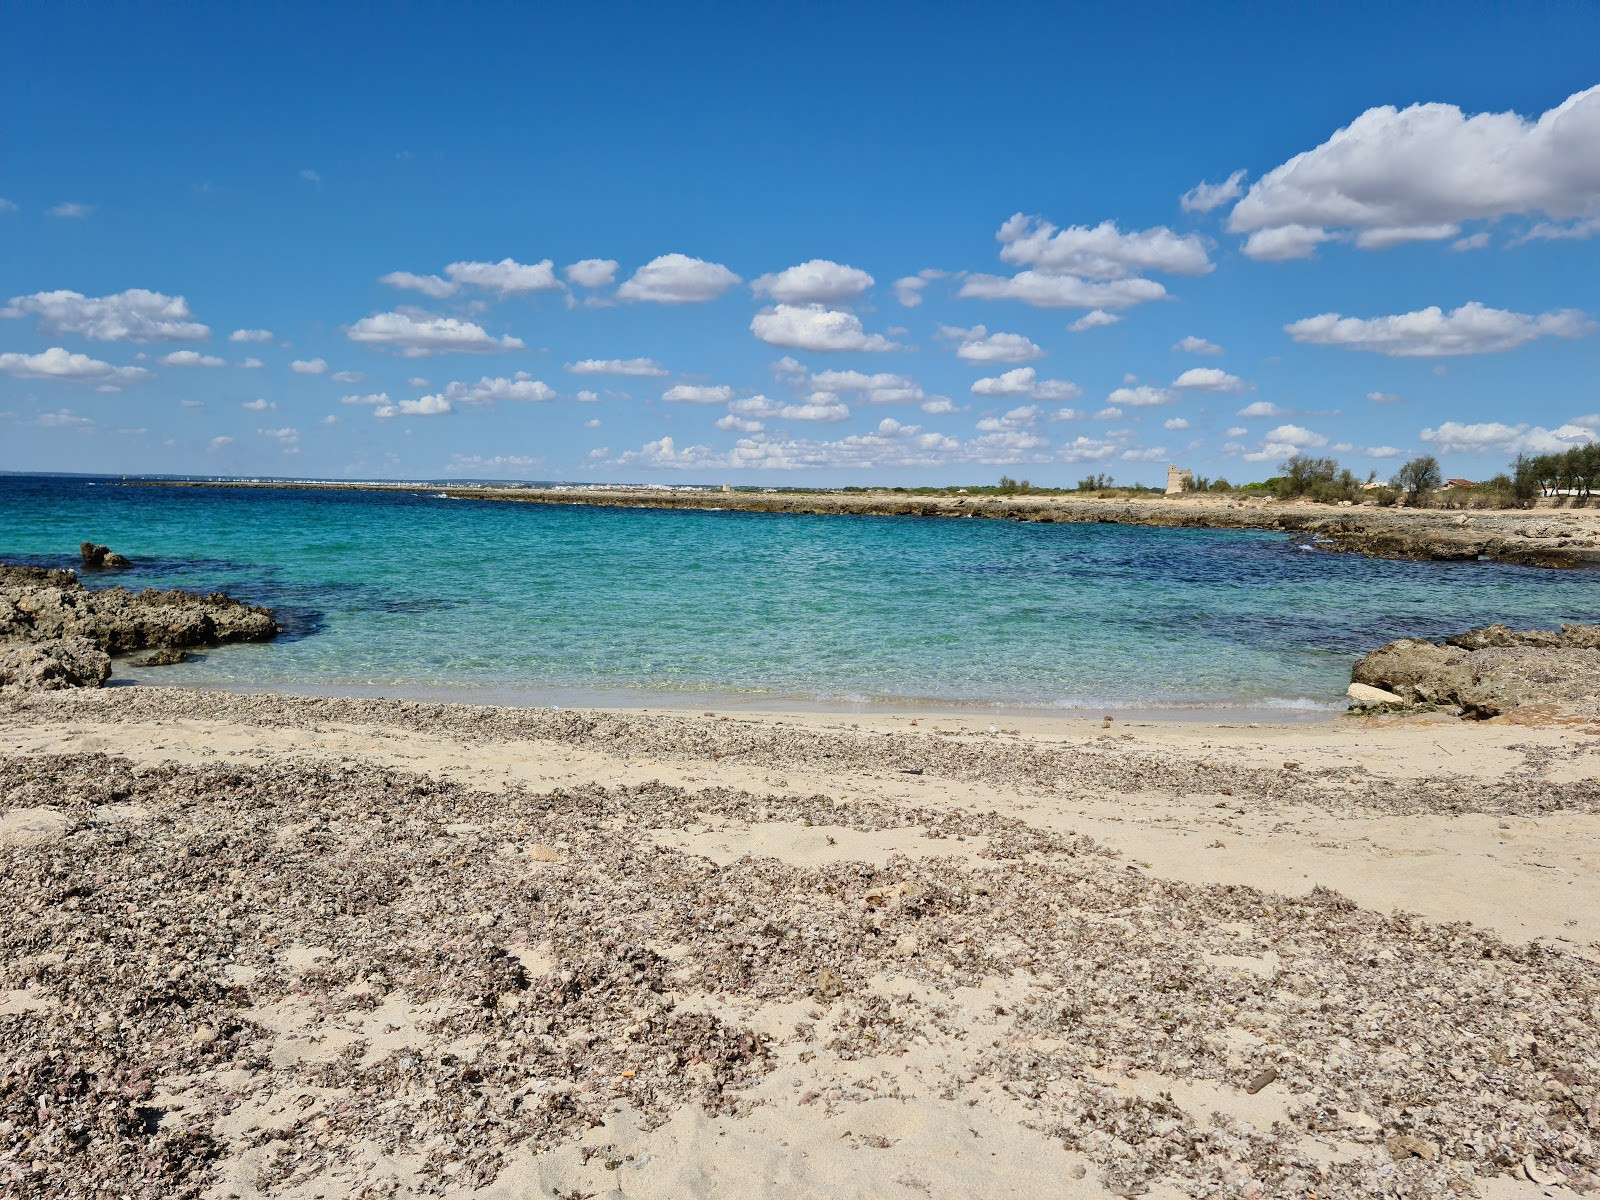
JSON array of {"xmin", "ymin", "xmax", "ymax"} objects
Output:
[{"xmin": 3, "ymin": 474, "xmax": 1597, "ymax": 713}]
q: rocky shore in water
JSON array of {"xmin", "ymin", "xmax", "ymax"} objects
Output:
[
  {"xmin": 139, "ymin": 480, "xmax": 1600, "ymax": 568},
  {"xmin": 0, "ymin": 559, "xmax": 278, "ymax": 692}
]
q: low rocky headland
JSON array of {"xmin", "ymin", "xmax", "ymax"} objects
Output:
[
  {"xmin": 0, "ymin": 561, "xmax": 278, "ymax": 692},
  {"xmin": 142, "ymin": 480, "xmax": 1600, "ymax": 568}
]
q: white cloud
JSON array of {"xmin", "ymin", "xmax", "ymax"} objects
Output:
[
  {"xmin": 996, "ymin": 214, "xmax": 1212, "ymax": 278},
  {"xmin": 751, "ymin": 259, "xmax": 874, "ymax": 305},
  {"xmin": 958, "ymin": 271, "xmax": 1167, "ymax": 309},
  {"xmin": 576, "ymin": 390, "xmax": 600, "ymax": 403},
  {"xmin": 299, "ymin": 169, "xmax": 320, "ymax": 184},
  {"xmin": 809, "ymin": 369, "xmax": 925, "ymax": 405},
  {"xmin": 892, "ymin": 275, "xmax": 930, "ymax": 307},
  {"xmin": 340, "ymin": 392, "xmax": 390, "ymax": 406},
  {"xmin": 375, "ymin": 395, "xmax": 453, "ymax": 418},
  {"xmin": 1367, "ymin": 391, "xmax": 1403, "ymax": 404},
  {"xmin": 1163, "ymin": 417, "xmax": 1191, "ymax": 431},
  {"xmin": 35, "ymin": 409, "xmax": 97, "ymax": 429},
  {"xmin": 243, "ymin": 359, "xmax": 267, "ymax": 370},
  {"xmin": 208, "ymin": 436, "xmax": 233, "ymax": 451},
  {"xmin": 426, "ymin": 374, "xmax": 556, "ymax": 407},
  {"xmin": 1172, "ymin": 367, "xmax": 1249, "ymax": 393},
  {"xmin": 564, "ymin": 357, "xmax": 668, "ymax": 377},
  {"xmin": 1058, "ymin": 436, "xmax": 1120, "ymax": 462},
  {"xmin": 1180, "ymin": 170, "xmax": 1247, "ymax": 214},
  {"xmin": 380, "ymin": 271, "xmax": 458, "ymax": 298},
  {"xmin": 290, "ymin": 357, "xmax": 328, "ymax": 374},
  {"xmin": 563, "ymin": 259, "xmax": 619, "ymax": 288},
  {"xmin": 749, "ymin": 304, "xmax": 898, "ymax": 352},
  {"xmin": 716, "ymin": 415, "xmax": 765, "ymax": 433},
  {"xmin": 1228, "ymin": 86, "xmax": 1600, "ymax": 254},
  {"xmin": 971, "ymin": 366, "xmax": 1082, "ymax": 401},
  {"xmin": 920, "ymin": 397, "xmax": 962, "ymax": 415},
  {"xmin": 1366, "ymin": 445, "xmax": 1403, "ymax": 458},
  {"xmin": 1047, "ymin": 407, "xmax": 1082, "ymax": 422},
  {"xmin": 1106, "ymin": 385, "xmax": 1174, "ymax": 408},
  {"xmin": 0, "ymin": 347, "xmax": 151, "ymax": 385},
  {"xmin": 347, "ymin": 311, "xmax": 525, "ymax": 356},
  {"xmin": 1121, "ymin": 446, "xmax": 1169, "ymax": 463},
  {"xmin": 1519, "ymin": 215, "xmax": 1600, "ymax": 242},
  {"xmin": 976, "ymin": 404, "xmax": 1040, "ymax": 432},
  {"xmin": 1420, "ymin": 420, "xmax": 1599, "ymax": 455},
  {"xmin": 1236, "ymin": 401, "xmax": 1285, "ymax": 418},
  {"xmin": 942, "ymin": 324, "xmax": 1044, "ymax": 364},
  {"xmin": 1094, "ymin": 407, "xmax": 1124, "ymax": 420},
  {"xmin": 1285, "ymin": 302, "xmax": 1593, "ymax": 357},
  {"xmin": 1452, "ymin": 231, "xmax": 1492, "ymax": 252},
  {"xmin": 1236, "ymin": 423, "xmax": 1329, "ymax": 462},
  {"xmin": 0, "ymin": 198, "xmax": 16, "ymax": 214},
  {"xmin": 2, "ymin": 288, "xmax": 209, "ymax": 342},
  {"xmin": 1225, "ymin": 426, "xmax": 1248, "ymax": 437},
  {"xmin": 179, "ymin": 399, "xmax": 205, "ymax": 408},
  {"xmin": 258, "ymin": 426, "xmax": 300, "ymax": 451},
  {"xmin": 330, "ymin": 370, "xmax": 365, "ymax": 383},
  {"xmin": 616, "ymin": 254, "xmax": 741, "ymax": 304},
  {"xmin": 444, "ymin": 258, "xmax": 562, "ymax": 296},
  {"xmin": 160, "ymin": 350, "xmax": 226, "ymax": 368},
  {"xmin": 663, "ymin": 384, "xmax": 735, "ymax": 404},
  {"xmin": 726, "ymin": 394, "xmax": 850, "ymax": 423},
  {"xmin": 446, "ymin": 454, "xmax": 544, "ymax": 475},
  {"xmin": 1173, "ymin": 335, "xmax": 1223, "ymax": 355},
  {"xmin": 321, "ymin": 415, "xmax": 338, "ymax": 425},
  {"xmin": 1240, "ymin": 224, "xmax": 1335, "ymax": 261},
  {"xmin": 241, "ymin": 398, "xmax": 274, "ymax": 411},
  {"xmin": 47, "ymin": 202, "xmax": 94, "ymax": 219},
  {"xmin": 583, "ymin": 418, "xmax": 602, "ymax": 429},
  {"xmin": 229, "ymin": 328, "xmax": 273, "ymax": 343},
  {"xmin": 1069, "ymin": 309, "xmax": 1121, "ymax": 333}
]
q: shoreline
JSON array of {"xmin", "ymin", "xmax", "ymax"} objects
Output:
[{"xmin": 126, "ymin": 478, "xmax": 1600, "ymax": 568}]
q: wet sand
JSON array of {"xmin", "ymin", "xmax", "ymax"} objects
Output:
[{"xmin": 3, "ymin": 686, "xmax": 1598, "ymax": 1197}]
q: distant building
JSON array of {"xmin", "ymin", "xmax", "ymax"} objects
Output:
[
  {"xmin": 722, "ymin": 482, "xmax": 732, "ymax": 493},
  {"xmin": 1166, "ymin": 465, "xmax": 1193, "ymax": 495},
  {"xmin": 1441, "ymin": 478, "xmax": 1479, "ymax": 490}
]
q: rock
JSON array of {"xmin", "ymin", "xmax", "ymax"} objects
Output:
[
  {"xmin": 131, "ymin": 646, "xmax": 189, "ymax": 667},
  {"xmin": 1347, "ymin": 682, "xmax": 1405, "ymax": 708},
  {"xmin": 1385, "ymin": 1134, "xmax": 1438, "ymax": 1161},
  {"xmin": 0, "ymin": 637, "xmax": 112, "ymax": 692},
  {"xmin": 79, "ymin": 542, "xmax": 130, "ymax": 568}
]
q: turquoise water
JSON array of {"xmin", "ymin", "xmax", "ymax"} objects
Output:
[{"xmin": 3, "ymin": 474, "xmax": 1597, "ymax": 713}]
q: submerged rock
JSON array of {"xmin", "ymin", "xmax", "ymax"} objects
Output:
[
  {"xmin": 79, "ymin": 541, "xmax": 131, "ymax": 568},
  {"xmin": 132, "ymin": 646, "xmax": 190, "ymax": 667}
]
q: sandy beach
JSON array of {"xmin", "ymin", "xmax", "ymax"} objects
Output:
[{"xmin": 4, "ymin": 684, "xmax": 1598, "ymax": 1198}]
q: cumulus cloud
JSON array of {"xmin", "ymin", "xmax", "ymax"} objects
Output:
[
  {"xmin": 1058, "ymin": 436, "xmax": 1120, "ymax": 462},
  {"xmin": 809, "ymin": 370, "xmax": 925, "ymax": 406},
  {"xmin": 941, "ymin": 324, "xmax": 1043, "ymax": 364},
  {"xmin": 380, "ymin": 271, "xmax": 457, "ymax": 298},
  {"xmin": 257, "ymin": 426, "xmax": 300, "ymax": 452},
  {"xmin": 727, "ymin": 394, "xmax": 850, "ymax": 423},
  {"xmin": 1106, "ymin": 385, "xmax": 1174, "ymax": 408},
  {"xmin": 1367, "ymin": 391, "xmax": 1403, "ymax": 404},
  {"xmin": 563, "ymin": 259, "xmax": 619, "ymax": 288},
  {"xmin": 976, "ymin": 405, "xmax": 1040, "ymax": 432},
  {"xmin": 716, "ymin": 415, "xmax": 765, "ymax": 433},
  {"xmin": 1237, "ymin": 401, "xmax": 1286, "ymax": 418},
  {"xmin": 229, "ymin": 328, "xmax": 273, "ymax": 343},
  {"xmin": 749, "ymin": 304, "xmax": 897, "ymax": 352},
  {"xmin": 576, "ymin": 390, "xmax": 599, "ymax": 403},
  {"xmin": 1164, "ymin": 418, "xmax": 1191, "ymax": 431},
  {"xmin": 208, "ymin": 436, "xmax": 233, "ymax": 451},
  {"xmin": 1094, "ymin": 407, "xmax": 1124, "ymax": 421},
  {"xmin": 617, "ymin": 254, "xmax": 741, "ymax": 304},
  {"xmin": 958, "ymin": 271, "xmax": 1167, "ymax": 309},
  {"xmin": 422, "ymin": 374, "xmax": 557, "ymax": 408},
  {"xmin": 891, "ymin": 269, "xmax": 949, "ymax": 308},
  {"xmin": 1228, "ymin": 86, "xmax": 1600, "ymax": 256},
  {"xmin": 1233, "ymin": 423, "xmax": 1330, "ymax": 462},
  {"xmin": 971, "ymin": 367, "xmax": 1082, "ymax": 401},
  {"xmin": 662, "ymin": 384, "xmax": 735, "ymax": 404},
  {"xmin": 1173, "ymin": 335, "xmax": 1223, "ymax": 355},
  {"xmin": 920, "ymin": 398, "xmax": 963, "ymax": 415},
  {"xmin": 331, "ymin": 370, "xmax": 365, "ymax": 384},
  {"xmin": 996, "ymin": 214, "xmax": 1212, "ymax": 278},
  {"xmin": 240, "ymin": 358, "xmax": 264, "ymax": 368},
  {"xmin": 159, "ymin": 350, "xmax": 226, "ymax": 368},
  {"xmin": 1172, "ymin": 367, "xmax": 1250, "ymax": 393},
  {"xmin": 1069, "ymin": 310, "xmax": 1121, "ymax": 332},
  {"xmin": 444, "ymin": 258, "xmax": 562, "ymax": 296},
  {"xmin": 1180, "ymin": 170, "xmax": 1247, "ymax": 214},
  {"xmin": 0, "ymin": 347, "xmax": 151, "ymax": 386},
  {"xmin": 2, "ymin": 289, "xmax": 209, "ymax": 342},
  {"xmin": 241, "ymin": 398, "xmax": 275, "ymax": 411},
  {"xmin": 564, "ymin": 357, "xmax": 668, "ymax": 377},
  {"xmin": 751, "ymin": 259, "xmax": 874, "ymax": 305},
  {"xmin": 47, "ymin": 202, "xmax": 94, "ymax": 219},
  {"xmin": 290, "ymin": 358, "xmax": 328, "ymax": 375},
  {"xmin": 375, "ymin": 395, "xmax": 453, "ymax": 418},
  {"xmin": 347, "ymin": 311, "xmax": 525, "ymax": 356},
  {"xmin": 340, "ymin": 392, "xmax": 391, "ymax": 407},
  {"xmin": 1420, "ymin": 420, "xmax": 1598, "ymax": 455},
  {"xmin": 1285, "ymin": 302, "xmax": 1593, "ymax": 357}
]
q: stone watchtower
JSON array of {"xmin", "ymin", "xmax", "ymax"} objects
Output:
[{"xmin": 1166, "ymin": 465, "xmax": 1193, "ymax": 495}]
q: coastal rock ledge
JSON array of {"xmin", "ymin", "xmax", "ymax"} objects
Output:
[
  {"xmin": 1351, "ymin": 622, "xmax": 1600, "ymax": 719},
  {"xmin": 0, "ymin": 563, "xmax": 278, "ymax": 692}
]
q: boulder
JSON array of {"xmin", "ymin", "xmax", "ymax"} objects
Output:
[
  {"xmin": 1346, "ymin": 682, "xmax": 1405, "ymax": 708},
  {"xmin": 0, "ymin": 637, "xmax": 112, "ymax": 692},
  {"xmin": 132, "ymin": 646, "xmax": 189, "ymax": 667}
]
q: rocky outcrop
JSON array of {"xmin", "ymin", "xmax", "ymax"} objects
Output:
[
  {"xmin": 80, "ymin": 542, "xmax": 131, "ymax": 568},
  {"xmin": 1351, "ymin": 623, "xmax": 1600, "ymax": 718},
  {"xmin": 0, "ymin": 562, "xmax": 277, "ymax": 692},
  {"xmin": 0, "ymin": 637, "xmax": 112, "ymax": 691}
]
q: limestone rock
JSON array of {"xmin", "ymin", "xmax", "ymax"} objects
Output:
[
  {"xmin": 1346, "ymin": 682, "xmax": 1405, "ymax": 708},
  {"xmin": 0, "ymin": 637, "xmax": 112, "ymax": 692}
]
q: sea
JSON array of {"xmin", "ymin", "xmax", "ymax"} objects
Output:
[{"xmin": 4, "ymin": 473, "xmax": 1597, "ymax": 717}]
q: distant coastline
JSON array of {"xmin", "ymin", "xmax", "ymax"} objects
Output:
[{"xmin": 128, "ymin": 478, "xmax": 1600, "ymax": 568}]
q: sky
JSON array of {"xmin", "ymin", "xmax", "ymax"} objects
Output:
[{"xmin": 2, "ymin": 2, "xmax": 1597, "ymax": 486}]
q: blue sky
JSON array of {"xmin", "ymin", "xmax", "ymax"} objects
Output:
[{"xmin": 2, "ymin": 2, "xmax": 1597, "ymax": 485}]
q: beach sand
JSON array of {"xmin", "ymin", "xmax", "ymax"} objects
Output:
[{"xmin": 3, "ymin": 687, "xmax": 1598, "ymax": 1197}]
